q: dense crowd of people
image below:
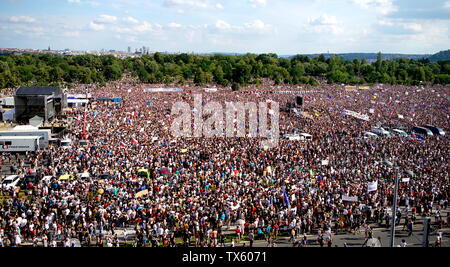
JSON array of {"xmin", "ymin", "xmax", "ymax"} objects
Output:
[{"xmin": 0, "ymin": 78, "xmax": 448, "ymax": 247}]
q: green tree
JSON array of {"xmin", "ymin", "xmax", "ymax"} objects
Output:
[{"xmin": 104, "ymin": 64, "xmax": 123, "ymax": 81}]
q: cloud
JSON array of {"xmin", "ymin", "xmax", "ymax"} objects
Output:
[
  {"xmin": 249, "ymin": 0, "xmax": 267, "ymax": 8},
  {"xmin": 376, "ymin": 19, "xmax": 424, "ymax": 35},
  {"xmin": 308, "ymin": 14, "xmax": 343, "ymax": 35},
  {"xmin": 386, "ymin": 0, "xmax": 450, "ymax": 20},
  {"xmin": 163, "ymin": 0, "xmax": 210, "ymax": 9},
  {"xmin": 63, "ymin": 31, "xmax": 81, "ymax": 37},
  {"xmin": 352, "ymin": 0, "xmax": 397, "ymax": 15},
  {"xmin": 9, "ymin": 16, "xmax": 36, "ymax": 23},
  {"xmin": 309, "ymin": 14, "xmax": 339, "ymax": 26},
  {"xmin": 244, "ymin": 19, "xmax": 273, "ymax": 33},
  {"xmin": 89, "ymin": 21, "xmax": 105, "ymax": 31},
  {"xmin": 2, "ymin": 23, "xmax": 46, "ymax": 38},
  {"xmin": 215, "ymin": 19, "xmax": 231, "ymax": 30},
  {"xmin": 94, "ymin": 14, "xmax": 117, "ymax": 24},
  {"xmin": 162, "ymin": 0, "xmax": 224, "ymax": 12},
  {"xmin": 67, "ymin": 0, "xmax": 100, "ymax": 7},
  {"xmin": 445, "ymin": 1, "xmax": 450, "ymax": 9},
  {"xmin": 213, "ymin": 19, "xmax": 275, "ymax": 35},
  {"xmin": 123, "ymin": 17, "xmax": 139, "ymax": 24},
  {"xmin": 167, "ymin": 22, "xmax": 182, "ymax": 28}
]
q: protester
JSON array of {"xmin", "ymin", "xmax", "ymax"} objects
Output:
[{"xmin": 0, "ymin": 78, "xmax": 448, "ymax": 247}]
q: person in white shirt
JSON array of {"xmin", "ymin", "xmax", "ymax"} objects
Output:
[
  {"xmin": 42, "ymin": 234, "xmax": 48, "ymax": 247},
  {"xmin": 399, "ymin": 239, "xmax": 407, "ymax": 247},
  {"xmin": 436, "ymin": 231, "xmax": 443, "ymax": 247},
  {"xmin": 14, "ymin": 233, "xmax": 21, "ymax": 246},
  {"xmin": 0, "ymin": 229, "xmax": 4, "ymax": 247}
]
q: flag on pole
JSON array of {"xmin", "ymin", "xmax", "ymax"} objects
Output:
[
  {"xmin": 119, "ymin": 142, "xmax": 126, "ymax": 147},
  {"xmin": 282, "ymin": 188, "xmax": 291, "ymax": 208}
]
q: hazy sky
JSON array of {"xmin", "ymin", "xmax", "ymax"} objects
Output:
[{"xmin": 0, "ymin": 0, "xmax": 449, "ymax": 54}]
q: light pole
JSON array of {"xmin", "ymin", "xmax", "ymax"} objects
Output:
[
  {"xmin": 382, "ymin": 160, "xmax": 400, "ymax": 247},
  {"xmin": 381, "ymin": 162, "xmax": 416, "ymax": 247},
  {"xmin": 390, "ymin": 174, "xmax": 400, "ymax": 247},
  {"xmin": 422, "ymin": 217, "xmax": 431, "ymax": 247}
]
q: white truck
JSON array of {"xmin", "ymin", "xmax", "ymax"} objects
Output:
[
  {"xmin": 1, "ymin": 175, "xmax": 21, "ymax": 190},
  {"xmin": 0, "ymin": 126, "xmax": 51, "ymax": 148},
  {"xmin": 283, "ymin": 133, "xmax": 313, "ymax": 141},
  {"xmin": 372, "ymin": 127, "xmax": 392, "ymax": 137},
  {"xmin": 0, "ymin": 97, "xmax": 15, "ymax": 108},
  {"xmin": 0, "ymin": 136, "xmax": 41, "ymax": 152}
]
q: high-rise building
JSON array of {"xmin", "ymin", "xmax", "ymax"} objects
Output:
[{"xmin": 128, "ymin": 46, "xmax": 131, "ymax": 53}]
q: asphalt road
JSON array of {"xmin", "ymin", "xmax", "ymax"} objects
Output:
[{"xmin": 233, "ymin": 222, "xmax": 449, "ymax": 247}]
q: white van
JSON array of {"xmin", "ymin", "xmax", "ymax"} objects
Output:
[
  {"xmin": 364, "ymin": 132, "xmax": 379, "ymax": 138},
  {"xmin": 283, "ymin": 134, "xmax": 301, "ymax": 141},
  {"xmin": 1, "ymin": 175, "xmax": 21, "ymax": 190},
  {"xmin": 300, "ymin": 133, "xmax": 313, "ymax": 141},
  {"xmin": 372, "ymin": 127, "xmax": 391, "ymax": 137},
  {"xmin": 0, "ymin": 126, "xmax": 51, "ymax": 148},
  {"xmin": 392, "ymin": 129, "xmax": 408, "ymax": 137},
  {"xmin": 77, "ymin": 172, "xmax": 90, "ymax": 179},
  {"xmin": 60, "ymin": 139, "xmax": 72, "ymax": 148},
  {"xmin": 0, "ymin": 136, "xmax": 41, "ymax": 152},
  {"xmin": 42, "ymin": 176, "xmax": 53, "ymax": 184}
]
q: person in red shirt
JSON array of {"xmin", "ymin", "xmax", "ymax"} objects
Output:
[
  {"xmin": 235, "ymin": 226, "xmax": 241, "ymax": 243},
  {"xmin": 274, "ymin": 224, "xmax": 279, "ymax": 239}
]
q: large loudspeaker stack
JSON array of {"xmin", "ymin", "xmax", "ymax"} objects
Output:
[{"xmin": 296, "ymin": 96, "xmax": 304, "ymax": 107}]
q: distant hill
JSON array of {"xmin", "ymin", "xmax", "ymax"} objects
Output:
[
  {"xmin": 210, "ymin": 52, "xmax": 431, "ymax": 62},
  {"xmin": 428, "ymin": 50, "xmax": 450, "ymax": 62},
  {"xmin": 294, "ymin": 53, "xmax": 430, "ymax": 62}
]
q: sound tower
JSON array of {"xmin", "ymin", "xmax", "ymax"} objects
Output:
[{"xmin": 296, "ymin": 96, "xmax": 304, "ymax": 107}]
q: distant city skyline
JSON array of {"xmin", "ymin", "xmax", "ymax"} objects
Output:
[{"xmin": 0, "ymin": 0, "xmax": 449, "ymax": 55}]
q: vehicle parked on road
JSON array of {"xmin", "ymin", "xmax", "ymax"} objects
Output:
[
  {"xmin": 282, "ymin": 134, "xmax": 302, "ymax": 141},
  {"xmin": 42, "ymin": 176, "xmax": 53, "ymax": 184},
  {"xmin": 364, "ymin": 132, "xmax": 379, "ymax": 138},
  {"xmin": 412, "ymin": 126, "xmax": 434, "ymax": 137},
  {"xmin": 1, "ymin": 175, "xmax": 21, "ymax": 190},
  {"xmin": 423, "ymin": 125, "xmax": 445, "ymax": 136},
  {"xmin": 98, "ymin": 173, "xmax": 114, "ymax": 180},
  {"xmin": 76, "ymin": 172, "xmax": 90, "ymax": 179},
  {"xmin": 372, "ymin": 127, "xmax": 392, "ymax": 137},
  {"xmin": 299, "ymin": 133, "xmax": 313, "ymax": 141},
  {"xmin": 392, "ymin": 129, "xmax": 408, "ymax": 137},
  {"xmin": 59, "ymin": 174, "xmax": 75, "ymax": 181}
]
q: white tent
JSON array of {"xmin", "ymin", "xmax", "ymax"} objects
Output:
[
  {"xmin": 2, "ymin": 109, "xmax": 15, "ymax": 122},
  {"xmin": 29, "ymin": 116, "xmax": 44, "ymax": 127},
  {"xmin": 13, "ymin": 124, "xmax": 39, "ymax": 131}
]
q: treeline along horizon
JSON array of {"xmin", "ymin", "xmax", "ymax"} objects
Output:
[{"xmin": 0, "ymin": 52, "xmax": 449, "ymax": 90}]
